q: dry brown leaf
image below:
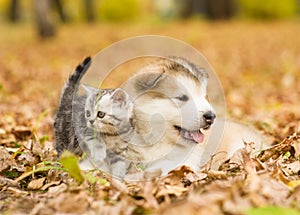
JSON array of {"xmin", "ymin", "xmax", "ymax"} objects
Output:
[
  {"xmin": 156, "ymin": 184, "xmax": 188, "ymax": 198},
  {"xmin": 258, "ymin": 138, "xmax": 293, "ymax": 162},
  {"xmin": 12, "ymin": 126, "xmax": 32, "ymax": 141},
  {"xmin": 0, "ymin": 175, "xmax": 19, "ymax": 188},
  {"xmin": 282, "ymin": 161, "xmax": 300, "ymax": 176},
  {"xmin": 292, "ymin": 139, "xmax": 300, "ymax": 158},
  {"xmin": 97, "ymin": 200, "xmax": 136, "ymax": 215},
  {"xmin": 184, "ymin": 172, "xmax": 207, "ymax": 184},
  {"xmin": 141, "ymin": 180, "xmax": 159, "ymax": 209},
  {"xmin": 0, "ymin": 146, "xmax": 15, "ymax": 172},
  {"xmin": 207, "ymin": 170, "xmax": 227, "ymax": 179},
  {"xmin": 47, "ymin": 183, "xmax": 68, "ymax": 196},
  {"xmin": 6, "ymin": 186, "xmax": 28, "ymax": 197},
  {"xmin": 160, "ymin": 200, "xmax": 223, "ymax": 215},
  {"xmin": 48, "ymin": 191, "xmax": 90, "ymax": 213},
  {"xmin": 222, "ymin": 185, "xmax": 253, "ymax": 214},
  {"xmin": 27, "ymin": 177, "xmax": 46, "ymax": 190},
  {"xmin": 41, "ymin": 180, "xmax": 61, "ymax": 191},
  {"xmin": 29, "ymin": 202, "xmax": 53, "ymax": 215},
  {"xmin": 260, "ymin": 177, "xmax": 290, "ymax": 206},
  {"xmin": 17, "ymin": 150, "xmax": 36, "ymax": 165},
  {"xmin": 163, "ymin": 165, "xmax": 195, "ymax": 186},
  {"xmin": 245, "ymin": 171, "xmax": 290, "ymax": 206},
  {"xmin": 271, "ymin": 167, "xmax": 291, "ymax": 185},
  {"xmin": 0, "ymin": 134, "xmax": 17, "ymax": 146},
  {"xmin": 110, "ymin": 178, "xmax": 128, "ymax": 194}
]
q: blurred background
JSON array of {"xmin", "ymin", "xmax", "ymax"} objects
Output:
[
  {"xmin": 1, "ymin": 0, "xmax": 299, "ymax": 33},
  {"xmin": 0, "ymin": 0, "xmax": 299, "ymax": 142}
]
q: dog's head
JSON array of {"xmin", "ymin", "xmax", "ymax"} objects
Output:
[{"xmin": 123, "ymin": 57, "xmax": 216, "ymax": 146}]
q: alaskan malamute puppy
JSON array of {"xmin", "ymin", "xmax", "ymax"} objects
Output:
[{"xmin": 122, "ymin": 57, "xmax": 268, "ymax": 173}]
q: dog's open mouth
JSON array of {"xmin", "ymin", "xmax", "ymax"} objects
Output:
[{"xmin": 174, "ymin": 126, "xmax": 205, "ymax": 144}]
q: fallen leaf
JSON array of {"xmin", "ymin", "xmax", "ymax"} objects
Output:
[
  {"xmin": 0, "ymin": 146, "xmax": 15, "ymax": 172},
  {"xmin": 0, "ymin": 175, "xmax": 19, "ymax": 188},
  {"xmin": 47, "ymin": 183, "xmax": 68, "ymax": 196},
  {"xmin": 163, "ymin": 165, "xmax": 195, "ymax": 186},
  {"xmin": 142, "ymin": 180, "xmax": 159, "ymax": 209},
  {"xmin": 258, "ymin": 139, "xmax": 293, "ymax": 162},
  {"xmin": 184, "ymin": 172, "xmax": 207, "ymax": 184},
  {"xmin": 41, "ymin": 180, "xmax": 61, "ymax": 191},
  {"xmin": 12, "ymin": 126, "xmax": 32, "ymax": 141},
  {"xmin": 282, "ymin": 161, "xmax": 300, "ymax": 176},
  {"xmin": 27, "ymin": 177, "xmax": 46, "ymax": 190},
  {"xmin": 59, "ymin": 150, "xmax": 84, "ymax": 184},
  {"xmin": 156, "ymin": 184, "xmax": 188, "ymax": 198},
  {"xmin": 48, "ymin": 191, "xmax": 90, "ymax": 213},
  {"xmin": 292, "ymin": 139, "xmax": 300, "ymax": 158},
  {"xmin": 207, "ymin": 170, "xmax": 227, "ymax": 180}
]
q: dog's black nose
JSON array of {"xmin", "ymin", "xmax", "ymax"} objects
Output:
[
  {"xmin": 89, "ymin": 120, "xmax": 95, "ymax": 125},
  {"xmin": 203, "ymin": 111, "xmax": 216, "ymax": 125}
]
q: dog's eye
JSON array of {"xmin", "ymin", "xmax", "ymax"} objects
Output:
[
  {"xmin": 176, "ymin": 94, "xmax": 188, "ymax": 102},
  {"xmin": 86, "ymin": 110, "xmax": 91, "ymax": 117},
  {"xmin": 97, "ymin": 111, "xmax": 106, "ymax": 118}
]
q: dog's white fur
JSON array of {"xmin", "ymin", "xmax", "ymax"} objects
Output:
[{"xmin": 122, "ymin": 57, "xmax": 269, "ymax": 174}]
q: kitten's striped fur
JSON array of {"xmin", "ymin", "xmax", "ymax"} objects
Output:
[
  {"xmin": 54, "ymin": 57, "xmax": 91, "ymax": 157},
  {"xmin": 54, "ymin": 57, "xmax": 142, "ymax": 178}
]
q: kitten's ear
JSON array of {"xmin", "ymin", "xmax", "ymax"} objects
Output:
[
  {"xmin": 81, "ymin": 84, "xmax": 98, "ymax": 94},
  {"xmin": 112, "ymin": 88, "xmax": 128, "ymax": 104}
]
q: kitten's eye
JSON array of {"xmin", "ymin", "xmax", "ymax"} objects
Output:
[
  {"xmin": 97, "ymin": 111, "xmax": 105, "ymax": 118},
  {"xmin": 86, "ymin": 110, "xmax": 91, "ymax": 117},
  {"xmin": 176, "ymin": 94, "xmax": 188, "ymax": 102}
]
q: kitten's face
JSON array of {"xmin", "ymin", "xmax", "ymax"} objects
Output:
[{"xmin": 82, "ymin": 85, "xmax": 133, "ymax": 134}]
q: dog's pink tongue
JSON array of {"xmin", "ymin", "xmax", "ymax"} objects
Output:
[
  {"xmin": 184, "ymin": 130, "xmax": 204, "ymax": 143},
  {"xmin": 191, "ymin": 131, "xmax": 204, "ymax": 143}
]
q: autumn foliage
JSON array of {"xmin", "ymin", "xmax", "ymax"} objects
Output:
[{"xmin": 0, "ymin": 20, "xmax": 300, "ymax": 214}]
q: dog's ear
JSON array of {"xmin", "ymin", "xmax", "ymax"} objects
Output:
[{"xmin": 134, "ymin": 72, "xmax": 165, "ymax": 92}]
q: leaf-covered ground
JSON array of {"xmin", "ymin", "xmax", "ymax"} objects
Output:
[{"xmin": 0, "ymin": 20, "xmax": 300, "ymax": 214}]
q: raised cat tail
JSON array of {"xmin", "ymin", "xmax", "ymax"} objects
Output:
[{"xmin": 54, "ymin": 57, "xmax": 91, "ymax": 157}]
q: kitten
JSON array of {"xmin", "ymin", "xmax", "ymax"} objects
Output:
[
  {"xmin": 54, "ymin": 57, "xmax": 143, "ymax": 178},
  {"xmin": 81, "ymin": 85, "xmax": 143, "ymax": 177}
]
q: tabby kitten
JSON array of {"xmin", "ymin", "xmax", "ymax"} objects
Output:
[
  {"xmin": 54, "ymin": 57, "xmax": 143, "ymax": 178},
  {"xmin": 81, "ymin": 85, "xmax": 143, "ymax": 177}
]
